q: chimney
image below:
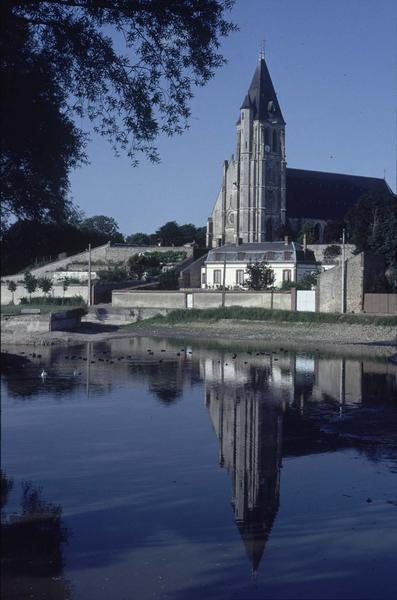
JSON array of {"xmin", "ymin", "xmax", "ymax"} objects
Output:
[
  {"xmin": 284, "ymin": 235, "xmax": 289, "ymax": 246},
  {"xmin": 303, "ymin": 233, "xmax": 307, "ymax": 252}
]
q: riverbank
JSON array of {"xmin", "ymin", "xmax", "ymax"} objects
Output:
[{"xmin": 2, "ymin": 318, "xmax": 396, "ymax": 360}]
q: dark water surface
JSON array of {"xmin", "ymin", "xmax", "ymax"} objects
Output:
[{"xmin": 1, "ymin": 338, "xmax": 397, "ymax": 600}]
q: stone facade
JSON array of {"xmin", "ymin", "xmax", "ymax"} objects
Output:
[
  {"xmin": 317, "ymin": 252, "xmax": 387, "ymax": 313},
  {"xmin": 207, "ymin": 57, "xmax": 286, "ymax": 247}
]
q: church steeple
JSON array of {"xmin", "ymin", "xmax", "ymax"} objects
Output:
[
  {"xmin": 207, "ymin": 54, "xmax": 287, "ymax": 247},
  {"xmin": 240, "ymin": 57, "xmax": 285, "ymax": 124}
]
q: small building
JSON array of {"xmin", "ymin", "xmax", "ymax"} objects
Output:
[{"xmin": 201, "ymin": 241, "xmax": 317, "ymax": 289}]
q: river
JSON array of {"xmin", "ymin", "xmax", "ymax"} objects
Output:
[{"xmin": 1, "ymin": 337, "xmax": 397, "ymax": 599}]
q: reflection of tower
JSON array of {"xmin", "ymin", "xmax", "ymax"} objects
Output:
[{"xmin": 203, "ymin": 355, "xmax": 283, "ymax": 573}]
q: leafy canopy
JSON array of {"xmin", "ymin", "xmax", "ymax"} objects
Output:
[
  {"xmin": 346, "ymin": 192, "xmax": 397, "ymax": 266},
  {"xmin": 244, "ymin": 261, "xmax": 275, "ymax": 291},
  {"xmin": 1, "ymin": 1, "xmax": 235, "ymax": 231}
]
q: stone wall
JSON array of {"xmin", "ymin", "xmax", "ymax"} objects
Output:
[
  {"xmin": 112, "ymin": 289, "xmax": 293, "ymax": 311},
  {"xmin": 317, "ymin": 252, "xmax": 387, "ymax": 313},
  {"xmin": 3, "ymin": 243, "xmax": 193, "ymax": 281},
  {"xmin": 1, "ymin": 282, "xmax": 89, "ymax": 305},
  {"xmin": 307, "ymin": 243, "xmax": 356, "ymax": 264}
]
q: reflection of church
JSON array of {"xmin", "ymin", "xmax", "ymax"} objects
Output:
[
  {"xmin": 201, "ymin": 354, "xmax": 286, "ymax": 572},
  {"xmin": 199, "ymin": 350, "xmax": 397, "ymax": 573}
]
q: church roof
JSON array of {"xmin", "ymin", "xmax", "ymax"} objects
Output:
[
  {"xmin": 240, "ymin": 57, "xmax": 285, "ymax": 124},
  {"xmin": 286, "ymin": 168, "xmax": 395, "ymax": 221}
]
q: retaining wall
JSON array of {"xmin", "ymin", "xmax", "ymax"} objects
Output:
[
  {"xmin": 112, "ymin": 289, "xmax": 293, "ymax": 311},
  {"xmin": 1, "ymin": 282, "xmax": 89, "ymax": 305}
]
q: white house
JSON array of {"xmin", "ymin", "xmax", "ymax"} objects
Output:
[{"xmin": 201, "ymin": 241, "xmax": 317, "ymax": 289}]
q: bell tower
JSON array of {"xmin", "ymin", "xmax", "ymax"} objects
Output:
[{"xmin": 207, "ymin": 55, "xmax": 286, "ymax": 247}]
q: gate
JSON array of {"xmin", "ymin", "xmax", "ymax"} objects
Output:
[
  {"xmin": 186, "ymin": 293, "xmax": 194, "ymax": 309},
  {"xmin": 296, "ymin": 290, "xmax": 316, "ymax": 312}
]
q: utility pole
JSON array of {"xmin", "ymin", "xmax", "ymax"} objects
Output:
[
  {"xmin": 87, "ymin": 243, "xmax": 92, "ymax": 307},
  {"xmin": 341, "ymin": 229, "xmax": 346, "ymax": 313}
]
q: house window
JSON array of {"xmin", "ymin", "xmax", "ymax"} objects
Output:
[
  {"xmin": 201, "ymin": 272, "xmax": 206, "ymax": 285},
  {"xmin": 236, "ymin": 270, "xmax": 244, "ymax": 285},
  {"xmin": 213, "ymin": 270, "xmax": 222, "ymax": 284},
  {"xmin": 283, "ymin": 269, "xmax": 291, "ymax": 282}
]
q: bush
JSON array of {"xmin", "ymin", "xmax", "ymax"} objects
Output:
[
  {"xmin": 323, "ymin": 245, "xmax": 341, "ymax": 260},
  {"xmin": 20, "ymin": 296, "xmax": 86, "ymax": 306},
  {"xmin": 97, "ymin": 266, "xmax": 129, "ymax": 282}
]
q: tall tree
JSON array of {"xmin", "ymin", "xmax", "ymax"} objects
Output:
[
  {"xmin": 1, "ymin": 1, "xmax": 235, "ymax": 231},
  {"xmin": 80, "ymin": 215, "xmax": 124, "ymax": 242},
  {"xmin": 346, "ymin": 192, "xmax": 397, "ymax": 265}
]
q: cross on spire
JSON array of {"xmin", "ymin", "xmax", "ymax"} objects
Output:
[{"xmin": 259, "ymin": 39, "xmax": 265, "ymax": 60}]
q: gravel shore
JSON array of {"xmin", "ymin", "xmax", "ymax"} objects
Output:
[{"xmin": 2, "ymin": 319, "xmax": 396, "ymax": 359}]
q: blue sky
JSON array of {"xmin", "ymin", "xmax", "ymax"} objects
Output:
[{"xmin": 69, "ymin": 0, "xmax": 397, "ymax": 235}]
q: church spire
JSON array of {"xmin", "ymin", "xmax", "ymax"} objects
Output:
[{"xmin": 240, "ymin": 56, "xmax": 285, "ymax": 124}]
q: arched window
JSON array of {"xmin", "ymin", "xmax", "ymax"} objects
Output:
[{"xmin": 272, "ymin": 130, "xmax": 278, "ymax": 153}]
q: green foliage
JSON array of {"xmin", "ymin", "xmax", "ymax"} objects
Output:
[
  {"xmin": 23, "ymin": 271, "xmax": 37, "ymax": 299},
  {"xmin": 323, "ymin": 245, "xmax": 341, "ymax": 260},
  {"xmin": 1, "ymin": 1, "xmax": 235, "ymax": 232},
  {"xmin": 127, "ymin": 253, "xmax": 161, "ymax": 279},
  {"xmin": 153, "ymin": 221, "xmax": 206, "ymax": 247},
  {"xmin": 7, "ymin": 281, "xmax": 17, "ymax": 293},
  {"xmin": 97, "ymin": 266, "xmax": 129, "ymax": 282},
  {"xmin": 298, "ymin": 221, "xmax": 320, "ymax": 244},
  {"xmin": 80, "ymin": 216, "xmax": 124, "ymax": 243},
  {"xmin": 385, "ymin": 265, "xmax": 397, "ymax": 291},
  {"xmin": 37, "ymin": 277, "xmax": 53, "ymax": 295},
  {"xmin": 1, "ymin": 220, "xmax": 109, "ymax": 276},
  {"xmin": 244, "ymin": 261, "xmax": 275, "ymax": 290},
  {"xmin": 346, "ymin": 192, "xmax": 397, "ymax": 265},
  {"xmin": 125, "ymin": 233, "xmax": 153, "ymax": 246},
  {"xmin": 140, "ymin": 306, "xmax": 397, "ymax": 327},
  {"xmin": 299, "ymin": 271, "xmax": 320, "ymax": 290},
  {"xmin": 19, "ymin": 296, "xmax": 85, "ymax": 307},
  {"xmin": 127, "ymin": 250, "xmax": 187, "ymax": 280}
]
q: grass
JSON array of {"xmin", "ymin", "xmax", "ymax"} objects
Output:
[
  {"xmin": 1, "ymin": 304, "xmax": 86, "ymax": 315},
  {"xmin": 132, "ymin": 306, "xmax": 397, "ymax": 327}
]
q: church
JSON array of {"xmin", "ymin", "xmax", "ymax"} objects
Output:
[{"xmin": 206, "ymin": 54, "xmax": 393, "ymax": 248}]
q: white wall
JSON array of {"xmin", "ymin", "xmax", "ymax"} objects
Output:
[
  {"xmin": 202, "ymin": 261, "xmax": 297, "ymax": 288},
  {"xmin": 1, "ymin": 283, "xmax": 89, "ymax": 305}
]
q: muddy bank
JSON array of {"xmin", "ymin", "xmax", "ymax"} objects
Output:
[{"xmin": 1, "ymin": 318, "xmax": 396, "ymax": 360}]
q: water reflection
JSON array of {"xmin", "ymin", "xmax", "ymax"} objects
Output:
[
  {"xmin": 1, "ymin": 471, "xmax": 71, "ymax": 599},
  {"xmin": 1, "ymin": 339, "xmax": 396, "ymax": 598}
]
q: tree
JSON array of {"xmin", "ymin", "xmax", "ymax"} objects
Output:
[
  {"xmin": 155, "ymin": 221, "xmax": 184, "ymax": 246},
  {"xmin": 127, "ymin": 253, "xmax": 161, "ymax": 279},
  {"xmin": 244, "ymin": 261, "xmax": 275, "ymax": 291},
  {"xmin": 62, "ymin": 277, "xmax": 70, "ymax": 304},
  {"xmin": 80, "ymin": 215, "xmax": 124, "ymax": 243},
  {"xmin": 38, "ymin": 277, "xmax": 53, "ymax": 297},
  {"xmin": 0, "ymin": 13, "xmax": 84, "ymax": 232},
  {"xmin": 7, "ymin": 280, "xmax": 17, "ymax": 304},
  {"xmin": 23, "ymin": 271, "xmax": 37, "ymax": 302},
  {"xmin": 125, "ymin": 232, "xmax": 152, "ymax": 246},
  {"xmin": 1, "ymin": 220, "xmax": 109, "ymax": 276},
  {"xmin": 298, "ymin": 221, "xmax": 320, "ymax": 244},
  {"xmin": 1, "ymin": 1, "xmax": 235, "ymax": 231},
  {"xmin": 323, "ymin": 245, "xmax": 341, "ymax": 261},
  {"xmin": 345, "ymin": 192, "xmax": 397, "ymax": 266}
]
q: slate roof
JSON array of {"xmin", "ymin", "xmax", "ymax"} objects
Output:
[
  {"xmin": 240, "ymin": 58, "xmax": 285, "ymax": 124},
  {"xmin": 206, "ymin": 242, "xmax": 316, "ymax": 264},
  {"xmin": 286, "ymin": 168, "xmax": 395, "ymax": 220}
]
